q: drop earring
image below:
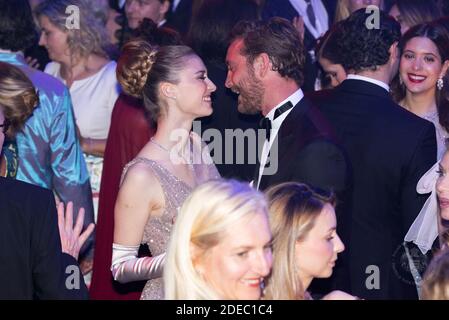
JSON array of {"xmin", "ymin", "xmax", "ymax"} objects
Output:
[{"xmin": 437, "ymin": 78, "xmax": 444, "ymax": 90}]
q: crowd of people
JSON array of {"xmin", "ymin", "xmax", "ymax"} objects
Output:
[{"xmin": 1, "ymin": 0, "xmax": 449, "ymax": 300}]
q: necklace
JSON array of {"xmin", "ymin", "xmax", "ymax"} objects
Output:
[
  {"xmin": 150, "ymin": 137, "xmax": 170, "ymax": 152},
  {"xmin": 149, "ymin": 137, "xmax": 192, "ymax": 164}
]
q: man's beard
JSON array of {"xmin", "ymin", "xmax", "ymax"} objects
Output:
[{"xmin": 234, "ymin": 71, "xmax": 264, "ymax": 115}]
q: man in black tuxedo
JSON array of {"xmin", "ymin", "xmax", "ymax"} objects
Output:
[
  {"xmin": 262, "ymin": 0, "xmax": 337, "ymax": 92},
  {"xmin": 225, "ymin": 17, "xmax": 347, "ymax": 196},
  {"xmin": 307, "ymin": 9, "xmax": 437, "ymax": 299}
]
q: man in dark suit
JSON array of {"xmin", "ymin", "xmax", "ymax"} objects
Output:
[
  {"xmin": 225, "ymin": 17, "xmax": 347, "ymax": 196},
  {"xmin": 307, "ymin": 9, "xmax": 437, "ymax": 299},
  {"xmin": 262, "ymin": 0, "xmax": 337, "ymax": 92}
]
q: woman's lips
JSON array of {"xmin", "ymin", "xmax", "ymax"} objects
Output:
[{"xmin": 407, "ymin": 73, "xmax": 426, "ymax": 84}]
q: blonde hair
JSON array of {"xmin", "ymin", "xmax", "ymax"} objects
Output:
[
  {"xmin": 263, "ymin": 182, "xmax": 335, "ymax": 300},
  {"xmin": 35, "ymin": 0, "xmax": 109, "ymax": 61},
  {"xmin": 116, "ymin": 40, "xmax": 196, "ymax": 123},
  {"xmin": 421, "ymin": 248, "xmax": 449, "ymax": 300},
  {"xmin": 335, "ymin": 0, "xmax": 384, "ymax": 22},
  {"xmin": 164, "ymin": 179, "xmax": 269, "ymax": 300},
  {"xmin": 0, "ymin": 62, "xmax": 38, "ymax": 136}
]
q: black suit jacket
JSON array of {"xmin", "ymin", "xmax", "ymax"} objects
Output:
[
  {"xmin": 308, "ymin": 79, "xmax": 437, "ymax": 299},
  {"xmin": 0, "ymin": 177, "xmax": 88, "ymax": 299},
  {"xmin": 257, "ymin": 97, "xmax": 348, "ymax": 195}
]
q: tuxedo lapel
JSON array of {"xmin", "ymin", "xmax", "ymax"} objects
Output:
[{"xmin": 257, "ymin": 99, "xmax": 310, "ymax": 190}]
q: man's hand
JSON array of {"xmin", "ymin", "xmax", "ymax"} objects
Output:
[{"xmin": 57, "ymin": 201, "xmax": 95, "ymax": 260}]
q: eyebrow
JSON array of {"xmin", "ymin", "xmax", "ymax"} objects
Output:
[
  {"xmin": 195, "ymin": 70, "xmax": 206, "ymax": 75},
  {"xmin": 404, "ymin": 49, "xmax": 438, "ymax": 57}
]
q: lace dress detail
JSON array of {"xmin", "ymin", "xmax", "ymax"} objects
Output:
[
  {"xmin": 422, "ymin": 110, "xmax": 448, "ymax": 160},
  {"xmin": 119, "ymin": 136, "xmax": 220, "ymax": 300}
]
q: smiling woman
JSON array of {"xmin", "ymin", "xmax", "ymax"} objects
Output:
[
  {"xmin": 164, "ymin": 179, "xmax": 272, "ymax": 300},
  {"xmin": 392, "ymin": 22, "xmax": 449, "ymax": 159}
]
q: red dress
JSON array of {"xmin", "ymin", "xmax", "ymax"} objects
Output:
[{"xmin": 89, "ymin": 94, "xmax": 155, "ymax": 299}]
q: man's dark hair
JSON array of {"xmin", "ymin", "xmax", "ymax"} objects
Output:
[
  {"xmin": 0, "ymin": 0, "xmax": 38, "ymax": 52},
  {"xmin": 187, "ymin": 0, "xmax": 259, "ymax": 65},
  {"xmin": 338, "ymin": 8, "xmax": 401, "ymax": 72},
  {"xmin": 229, "ymin": 17, "xmax": 305, "ymax": 86}
]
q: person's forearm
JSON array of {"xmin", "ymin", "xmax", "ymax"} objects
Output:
[
  {"xmin": 81, "ymin": 138, "xmax": 106, "ymax": 157},
  {"xmin": 111, "ymin": 243, "xmax": 166, "ymax": 283}
]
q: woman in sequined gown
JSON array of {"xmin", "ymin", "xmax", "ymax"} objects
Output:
[{"xmin": 110, "ymin": 40, "xmax": 220, "ymax": 300}]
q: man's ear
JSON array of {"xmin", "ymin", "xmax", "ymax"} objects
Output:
[{"xmin": 253, "ymin": 53, "xmax": 271, "ymax": 78}]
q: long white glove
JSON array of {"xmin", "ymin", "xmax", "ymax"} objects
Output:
[{"xmin": 111, "ymin": 243, "xmax": 165, "ymax": 283}]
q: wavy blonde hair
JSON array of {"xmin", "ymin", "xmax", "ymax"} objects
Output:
[
  {"xmin": 164, "ymin": 179, "xmax": 269, "ymax": 300},
  {"xmin": 421, "ymin": 248, "xmax": 449, "ymax": 300},
  {"xmin": 35, "ymin": 0, "xmax": 109, "ymax": 61},
  {"xmin": 0, "ymin": 62, "xmax": 38, "ymax": 136},
  {"xmin": 263, "ymin": 182, "xmax": 336, "ymax": 300},
  {"xmin": 335, "ymin": 0, "xmax": 384, "ymax": 22}
]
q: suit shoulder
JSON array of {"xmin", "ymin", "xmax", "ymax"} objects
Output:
[{"xmin": 0, "ymin": 177, "xmax": 53, "ymax": 201}]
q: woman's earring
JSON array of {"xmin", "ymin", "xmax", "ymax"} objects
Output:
[
  {"xmin": 437, "ymin": 77, "xmax": 444, "ymax": 91},
  {"xmin": 399, "ymin": 76, "xmax": 403, "ymax": 86}
]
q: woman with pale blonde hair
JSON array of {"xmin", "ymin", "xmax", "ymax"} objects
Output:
[
  {"xmin": 164, "ymin": 179, "xmax": 273, "ymax": 300},
  {"xmin": 334, "ymin": 0, "xmax": 384, "ymax": 22},
  {"xmin": 264, "ymin": 182, "xmax": 356, "ymax": 300}
]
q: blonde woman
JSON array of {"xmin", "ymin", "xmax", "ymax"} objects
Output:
[
  {"xmin": 111, "ymin": 40, "xmax": 219, "ymax": 300},
  {"xmin": 264, "ymin": 182, "xmax": 356, "ymax": 300},
  {"xmin": 164, "ymin": 179, "xmax": 272, "ymax": 300},
  {"xmin": 421, "ymin": 248, "xmax": 449, "ymax": 300},
  {"xmin": 335, "ymin": 0, "xmax": 383, "ymax": 22},
  {"xmin": 35, "ymin": 0, "xmax": 120, "ymax": 221}
]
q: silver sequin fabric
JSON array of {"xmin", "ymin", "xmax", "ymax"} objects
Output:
[{"xmin": 120, "ymin": 152, "xmax": 220, "ymax": 300}]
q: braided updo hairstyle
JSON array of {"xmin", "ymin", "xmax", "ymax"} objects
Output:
[{"xmin": 117, "ymin": 40, "xmax": 196, "ymax": 123}]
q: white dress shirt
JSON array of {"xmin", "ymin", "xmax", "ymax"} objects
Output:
[
  {"xmin": 346, "ymin": 74, "xmax": 390, "ymax": 92},
  {"xmin": 256, "ymin": 88, "xmax": 304, "ymax": 189},
  {"xmin": 289, "ymin": 0, "xmax": 329, "ymax": 39}
]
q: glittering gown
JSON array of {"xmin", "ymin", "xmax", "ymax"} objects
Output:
[{"xmin": 120, "ymin": 136, "xmax": 220, "ymax": 300}]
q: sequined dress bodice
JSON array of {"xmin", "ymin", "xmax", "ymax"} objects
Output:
[{"xmin": 120, "ymin": 148, "xmax": 220, "ymax": 300}]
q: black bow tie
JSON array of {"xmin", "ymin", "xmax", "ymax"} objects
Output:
[{"xmin": 259, "ymin": 101, "xmax": 294, "ymax": 141}]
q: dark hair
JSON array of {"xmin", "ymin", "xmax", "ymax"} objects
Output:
[
  {"xmin": 229, "ymin": 17, "xmax": 305, "ymax": 86},
  {"xmin": 0, "ymin": 0, "xmax": 38, "ymax": 51},
  {"xmin": 394, "ymin": 0, "xmax": 441, "ymax": 29},
  {"xmin": 187, "ymin": 0, "xmax": 259, "ymax": 64},
  {"xmin": 117, "ymin": 40, "xmax": 196, "ymax": 123},
  {"xmin": 132, "ymin": 18, "xmax": 182, "ymax": 46},
  {"xmin": 337, "ymin": 8, "xmax": 401, "ymax": 72},
  {"xmin": 391, "ymin": 22, "xmax": 449, "ymax": 133},
  {"xmin": 316, "ymin": 22, "xmax": 345, "ymax": 66}
]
